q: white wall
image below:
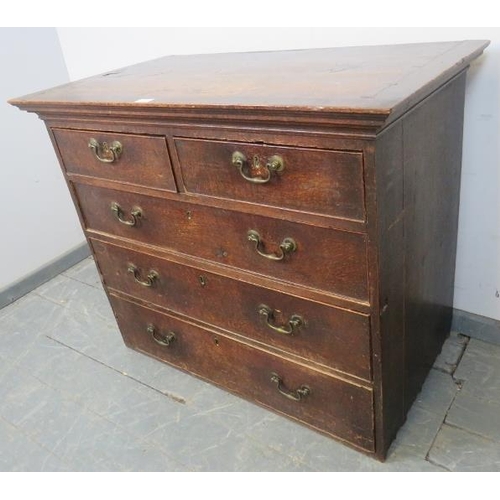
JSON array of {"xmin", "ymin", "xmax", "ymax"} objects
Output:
[
  {"xmin": 54, "ymin": 28, "xmax": 499, "ymax": 321},
  {"xmin": 0, "ymin": 28, "xmax": 85, "ymax": 292}
]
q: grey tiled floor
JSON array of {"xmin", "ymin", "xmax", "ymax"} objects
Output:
[{"xmin": 1, "ymin": 257, "xmax": 500, "ymax": 471}]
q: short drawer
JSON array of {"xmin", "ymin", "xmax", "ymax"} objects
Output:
[
  {"xmin": 52, "ymin": 128, "xmax": 176, "ymax": 191},
  {"xmin": 93, "ymin": 239, "xmax": 372, "ymax": 380},
  {"xmin": 109, "ymin": 294, "xmax": 375, "ymax": 451},
  {"xmin": 174, "ymin": 137, "xmax": 365, "ymax": 221},
  {"xmin": 75, "ymin": 183, "xmax": 369, "ymax": 301}
]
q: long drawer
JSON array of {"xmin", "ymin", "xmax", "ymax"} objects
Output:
[
  {"xmin": 75, "ymin": 183, "xmax": 369, "ymax": 301},
  {"xmin": 93, "ymin": 239, "xmax": 372, "ymax": 380},
  {"xmin": 174, "ymin": 137, "xmax": 365, "ymax": 221},
  {"xmin": 109, "ymin": 293, "xmax": 375, "ymax": 451}
]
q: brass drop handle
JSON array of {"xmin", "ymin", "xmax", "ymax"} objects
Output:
[
  {"xmin": 127, "ymin": 264, "xmax": 159, "ymax": 287},
  {"xmin": 232, "ymin": 151, "xmax": 284, "ymax": 184},
  {"xmin": 147, "ymin": 324, "xmax": 175, "ymax": 347},
  {"xmin": 247, "ymin": 230, "xmax": 297, "ymax": 261},
  {"xmin": 259, "ymin": 305, "xmax": 304, "ymax": 336},
  {"xmin": 270, "ymin": 373, "xmax": 310, "ymax": 402},
  {"xmin": 110, "ymin": 202, "xmax": 142, "ymax": 227},
  {"xmin": 88, "ymin": 138, "xmax": 123, "ymax": 163}
]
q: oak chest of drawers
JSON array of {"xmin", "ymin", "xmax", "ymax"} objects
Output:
[{"xmin": 10, "ymin": 40, "xmax": 489, "ymax": 460}]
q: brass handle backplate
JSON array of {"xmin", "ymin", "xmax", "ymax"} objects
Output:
[
  {"xmin": 232, "ymin": 151, "xmax": 284, "ymax": 184},
  {"xmin": 110, "ymin": 202, "xmax": 142, "ymax": 227},
  {"xmin": 270, "ymin": 373, "xmax": 310, "ymax": 402},
  {"xmin": 258, "ymin": 305, "xmax": 304, "ymax": 336},
  {"xmin": 147, "ymin": 324, "xmax": 175, "ymax": 347},
  {"xmin": 127, "ymin": 264, "xmax": 159, "ymax": 287},
  {"xmin": 247, "ymin": 230, "xmax": 297, "ymax": 261},
  {"xmin": 88, "ymin": 138, "xmax": 123, "ymax": 163}
]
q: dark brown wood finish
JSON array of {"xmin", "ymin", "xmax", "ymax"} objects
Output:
[
  {"xmin": 89, "ymin": 229, "xmax": 371, "ymax": 314},
  {"xmin": 371, "ymin": 72, "xmax": 469, "ymax": 455},
  {"xmin": 109, "ymin": 293, "xmax": 375, "ymax": 451},
  {"xmin": 401, "ymin": 73, "xmax": 467, "ymax": 411},
  {"xmin": 174, "ymin": 137, "xmax": 365, "ymax": 221},
  {"xmin": 64, "ymin": 171, "xmax": 365, "ymax": 234},
  {"xmin": 52, "ymin": 128, "xmax": 176, "ymax": 190},
  {"xmin": 92, "ymin": 238, "xmax": 372, "ymax": 380},
  {"xmin": 9, "ymin": 41, "xmax": 489, "ymax": 461},
  {"xmin": 10, "ymin": 41, "xmax": 487, "ymax": 129},
  {"xmin": 74, "ymin": 182, "xmax": 369, "ymax": 301},
  {"xmin": 372, "ymin": 121, "xmax": 406, "ymax": 454}
]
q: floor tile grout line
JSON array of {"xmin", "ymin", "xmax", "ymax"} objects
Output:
[
  {"xmin": 35, "ymin": 268, "xmax": 99, "ymax": 291},
  {"xmin": 0, "ymin": 295, "xmax": 46, "ymax": 322},
  {"xmin": 33, "ymin": 267, "xmax": 104, "ymax": 300},
  {"xmin": 425, "ymin": 456, "xmax": 452, "ymax": 472},
  {"xmin": 31, "ymin": 290, "xmax": 73, "ymax": 307},
  {"xmin": 412, "ymin": 372, "xmax": 461, "ymax": 418},
  {"xmin": 424, "ymin": 339, "xmax": 474, "ymax": 465},
  {"xmin": 3, "ymin": 346, "xmax": 176, "ymax": 459},
  {"xmin": 432, "ymin": 366, "xmax": 453, "ymax": 376},
  {"xmin": 450, "ymin": 334, "xmax": 471, "ymax": 378},
  {"xmin": 462, "ymin": 336, "xmax": 500, "ymax": 348},
  {"xmin": 60, "ymin": 266, "xmax": 103, "ymax": 290},
  {"xmin": 45, "ymin": 334, "xmax": 187, "ymax": 405},
  {"xmin": 432, "ymin": 334, "xmax": 470, "ymax": 376},
  {"xmin": 29, "ymin": 288, "xmax": 118, "ymax": 329},
  {"xmin": 424, "ymin": 421, "xmax": 452, "ymax": 468},
  {"xmin": 3, "ymin": 362, "xmax": 193, "ymax": 472},
  {"xmin": 2, "ymin": 302, "xmax": 196, "ymax": 469},
  {"xmin": 61, "ymin": 260, "xmax": 93, "ymax": 273},
  {"xmin": 452, "ymin": 385, "xmax": 500, "ymax": 406},
  {"xmin": 7, "ymin": 270, "xmax": 497, "ymax": 471},
  {"xmin": 0, "ymin": 413, "xmax": 78, "ymax": 471},
  {"xmin": 13, "ymin": 327, "xmax": 454, "ymax": 472},
  {"xmin": 423, "ymin": 393, "xmax": 461, "ymax": 463},
  {"xmin": 441, "ymin": 421, "xmax": 500, "ymax": 444},
  {"xmin": 60, "ymin": 275, "xmax": 102, "ymax": 290}
]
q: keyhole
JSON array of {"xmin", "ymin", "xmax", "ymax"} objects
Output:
[
  {"xmin": 199, "ymin": 275, "xmax": 207, "ymax": 287},
  {"xmin": 213, "ymin": 337, "xmax": 219, "ymax": 346}
]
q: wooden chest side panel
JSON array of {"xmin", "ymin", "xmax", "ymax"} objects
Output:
[
  {"xmin": 373, "ymin": 120, "xmax": 405, "ymax": 455},
  {"xmin": 373, "ymin": 72, "xmax": 467, "ymax": 457},
  {"xmin": 402, "ymin": 72, "xmax": 467, "ymax": 412}
]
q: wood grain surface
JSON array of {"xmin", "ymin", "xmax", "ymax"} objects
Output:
[
  {"xmin": 74, "ymin": 182, "xmax": 369, "ymax": 301},
  {"xmin": 93, "ymin": 238, "xmax": 372, "ymax": 380},
  {"xmin": 110, "ymin": 293, "xmax": 375, "ymax": 451},
  {"xmin": 175, "ymin": 137, "xmax": 365, "ymax": 221},
  {"xmin": 8, "ymin": 40, "xmax": 488, "ymax": 460}
]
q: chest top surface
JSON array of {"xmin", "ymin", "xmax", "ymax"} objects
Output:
[{"xmin": 10, "ymin": 40, "xmax": 488, "ymax": 129}]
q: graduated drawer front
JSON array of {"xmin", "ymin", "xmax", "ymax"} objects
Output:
[
  {"xmin": 175, "ymin": 137, "xmax": 365, "ymax": 221},
  {"xmin": 75, "ymin": 183, "xmax": 369, "ymax": 301},
  {"xmin": 93, "ymin": 239, "xmax": 372, "ymax": 380},
  {"xmin": 110, "ymin": 294, "xmax": 375, "ymax": 451},
  {"xmin": 52, "ymin": 128, "xmax": 176, "ymax": 191}
]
